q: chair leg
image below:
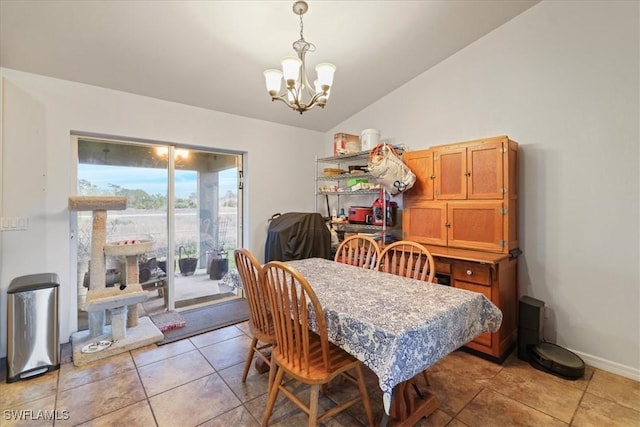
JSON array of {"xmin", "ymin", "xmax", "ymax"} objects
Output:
[
  {"xmin": 262, "ymin": 366, "xmax": 285, "ymax": 427},
  {"xmin": 354, "ymin": 365, "xmax": 376, "ymax": 427},
  {"xmin": 267, "ymin": 349, "xmax": 276, "ymax": 393},
  {"xmin": 241, "ymin": 337, "xmax": 258, "ymax": 382},
  {"xmin": 308, "ymin": 384, "xmax": 320, "ymax": 427}
]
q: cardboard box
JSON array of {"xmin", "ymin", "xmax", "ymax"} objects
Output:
[{"xmin": 334, "ymin": 133, "xmax": 360, "ymax": 155}]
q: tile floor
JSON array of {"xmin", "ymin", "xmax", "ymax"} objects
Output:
[{"xmin": 1, "ymin": 321, "xmax": 638, "ymax": 426}]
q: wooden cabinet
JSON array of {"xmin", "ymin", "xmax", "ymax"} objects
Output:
[
  {"xmin": 434, "ymin": 145, "xmax": 466, "ymax": 199},
  {"xmin": 429, "ymin": 245, "xmax": 518, "ymax": 361},
  {"xmin": 403, "ymin": 135, "xmax": 518, "ymax": 254},
  {"xmin": 467, "ymin": 142, "xmax": 505, "ymax": 200},
  {"xmin": 403, "ymin": 150, "xmax": 434, "ymax": 201},
  {"xmin": 448, "ymin": 201, "xmax": 505, "ymax": 252},
  {"xmin": 433, "ymin": 139, "xmax": 506, "ymax": 200},
  {"xmin": 452, "ymin": 261, "xmax": 493, "ymax": 348},
  {"xmin": 404, "ymin": 200, "xmax": 506, "ymax": 252},
  {"xmin": 403, "ymin": 135, "xmax": 520, "ymax": 361},
  {"xmin": 403, "ymin": 201, "xmax": 447, "ymax": 245}
]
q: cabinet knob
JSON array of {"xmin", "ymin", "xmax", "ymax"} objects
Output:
[{"xmin": 466, "ymin": 269, "xmax": 473, "ymax": 276}]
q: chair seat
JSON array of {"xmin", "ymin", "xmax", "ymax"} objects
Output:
[
  {"xmin": 273, "ymin": 332, "xmax": 360, "ymax": 384},
  {"xmin": 249, "ymin": 319, "xmax": 277, "ymax": 345}
]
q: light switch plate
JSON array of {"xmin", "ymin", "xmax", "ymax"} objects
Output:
[{"xmin": 0, "ymin": 216, "xmax": 29, "ymax": 231}]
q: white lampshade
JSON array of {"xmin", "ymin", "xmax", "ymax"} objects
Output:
[
  {"xmin": 264, "ymin": 69, "xmax": 283, "ymax": 95},
  {"xmin": 315, "ymin": 63, "xmax": 336, "ymax": 88},
  {"xmin": 281, "ymin": 56, "xmax": 302, "ymax": 84}
]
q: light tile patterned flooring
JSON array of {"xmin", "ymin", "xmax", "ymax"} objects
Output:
[{"xmin": 1, "ymin": 321, "xmax": 639, "ymax": 426}]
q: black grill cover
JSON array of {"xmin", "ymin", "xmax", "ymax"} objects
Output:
[{"xmin": 264, "ymin": 212, "xmax": 331, "ymax": 263}]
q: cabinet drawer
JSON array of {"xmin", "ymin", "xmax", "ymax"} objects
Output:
[
  {"xmin": 434, "ymin": 258, "xmax": 451, "ymax": 275},
  {"xmin": 453, "ymin": 261, "xmax": 491, "ymax": 286}
]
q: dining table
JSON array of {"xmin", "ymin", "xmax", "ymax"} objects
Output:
[{"xmin": 285, "ymin": 257, "xmax": 503, "ymax": 426}]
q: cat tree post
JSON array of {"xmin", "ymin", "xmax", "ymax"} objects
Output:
[{"xmin": 103, "ymin": 240, "xmax": 154, "ymax": 328}]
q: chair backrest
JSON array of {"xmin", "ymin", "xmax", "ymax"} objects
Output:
[
  {"xmin": 377, "ymin": 240, "xmax": 436, "ymax": 282},
  {"xmin": 234, "ymin": 248, "xmax": 272, "ymax": 340},
  {"xmin": 334, "ymin": 235, "xmax": 381, "ymax": 269},
  {"xmin": 261, "ymin": 261, "xmax": 331, "ymax": 375}
]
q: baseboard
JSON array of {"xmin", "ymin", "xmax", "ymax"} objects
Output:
[{"xmin": 570, "ymin": 348, "xmax": 640, "ymax": 381}]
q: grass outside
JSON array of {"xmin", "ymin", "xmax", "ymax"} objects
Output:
[{"xmin": 77, "ymin": 206, "xmax": 238, "ymax": 271}]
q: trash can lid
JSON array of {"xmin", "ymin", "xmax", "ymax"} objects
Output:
[{"xmin": 8, "ymin": 273, "xmax": 60, "ymax": 293}]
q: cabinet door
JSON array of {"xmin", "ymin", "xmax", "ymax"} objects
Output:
[
  {"xmin": 452, "ymin": 279, "xmax": 493, "ymax": 348},
  {"xmin": 403, "ymin": 150, "xmax": 434, "ymax": 202},
  {"xmin": 467, "ymin": 141, "xmax": 504, "ymax": 200},
  {"xmin": 402, "ymin": 202, "xmax": 447, "ymax": 246},
  {"xmin": 434, "ymin": 147, "xmax": 466, "ymax": 200},
  {"xmin": 448, "ymin": 201, "xmax": 504, "ymax": 252}
]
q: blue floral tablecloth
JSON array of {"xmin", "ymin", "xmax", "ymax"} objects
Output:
[{"xmin": 286, "ymin": 257, "xmax": 503, "ymax": 415}]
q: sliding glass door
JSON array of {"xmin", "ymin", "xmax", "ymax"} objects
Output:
[
  {"xmin": 74, "ymin": 137, "xmax": 242, "ymax": 330},
  {"xmin": 170, "ymin": 147, "xmax": 240, "ymax": 309}
]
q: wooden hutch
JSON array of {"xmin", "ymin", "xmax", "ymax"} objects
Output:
[{"xmin": 402, "ymin": 135, "xmax": 520, "ymax": 361}]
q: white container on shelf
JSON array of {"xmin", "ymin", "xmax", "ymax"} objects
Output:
[{"xmin": 360, "ymin": 129, "xmax": 380, "ymax": 151}]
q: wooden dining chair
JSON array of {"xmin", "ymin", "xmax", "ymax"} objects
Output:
[
  {"xmin": 260, "ymin": 261, "xmax": 375, "ymax": 427},
  {"xmin": 377, "ymin": 240, "xmax": 436, "ymax": 283},
  {"xmin": 234, "ymin": 248, "xmax": 277, "ymax": 389},
  {"xmin": 334, "ymin": 234, "xmax": 381, "ymax": 269}
]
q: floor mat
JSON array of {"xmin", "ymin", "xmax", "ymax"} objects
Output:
[
  {"xmin": 149, "ymin": 311, "xmax": 186, "ymax": 332},
  {"xmin": 174, "ymin": 291, "xmax": 235, "ymax": 309},
  {"xmin": 158, "ymin": 298, "xmax": 249, "ymax": 345}
]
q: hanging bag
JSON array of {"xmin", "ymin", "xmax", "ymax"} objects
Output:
[{"xmin": 367, "ymin": 144, "xmax": 416, "ymax": 195}]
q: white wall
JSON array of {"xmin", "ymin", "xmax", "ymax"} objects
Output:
[
  {"xmin": 0, "ymin": 69, "xmax": 323, "ymax": 356},
  {"xmin": 330, "ymin": 1, "xmax": 639, "ymax": 379}
]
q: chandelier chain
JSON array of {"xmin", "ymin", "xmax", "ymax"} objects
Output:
[{"xmin": 299, "ymin": 11, "xmax": 304, "ymax": 41}]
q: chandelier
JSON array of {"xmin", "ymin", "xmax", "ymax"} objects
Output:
[{"xmin": 263, "ymin": 1, "xmax": 336, "ymax": 114}]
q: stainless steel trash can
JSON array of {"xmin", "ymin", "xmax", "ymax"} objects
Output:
[{"xmin": 6, "ymin": 273, "xmax": 60, "ymax": 383}]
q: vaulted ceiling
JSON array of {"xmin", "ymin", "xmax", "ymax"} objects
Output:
[{"xmin": 0, "ymin": 0, "xmax": 539, "ymax": 132}]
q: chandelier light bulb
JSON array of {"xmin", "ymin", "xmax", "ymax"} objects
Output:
[{"xmin": 314, "ymin": 80, "xmax": 328, "ymax": 104}]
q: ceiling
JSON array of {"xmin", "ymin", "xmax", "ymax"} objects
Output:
[{"xmin": 0, "ymin": 0, "xmax": 539, "ymax": 132}]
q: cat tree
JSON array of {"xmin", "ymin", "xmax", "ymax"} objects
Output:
[{"xmin": 68, "ymin": 196, "xmax": 163, "ymax": 366}]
